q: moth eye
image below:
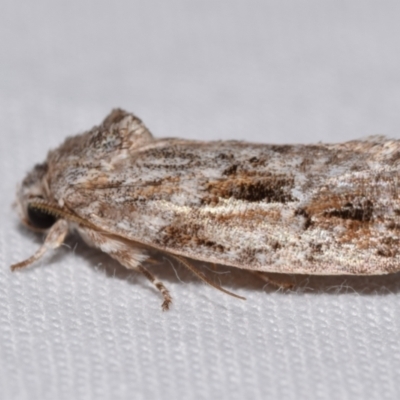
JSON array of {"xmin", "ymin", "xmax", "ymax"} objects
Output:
[{"xmin": 27, "ymin": 205, "xmax": 57, "ymax": 230}]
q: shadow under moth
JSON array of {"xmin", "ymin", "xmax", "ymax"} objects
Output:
[{"xmin": 12, "ymin": 109, "xmax": 400, "ymax": 310}]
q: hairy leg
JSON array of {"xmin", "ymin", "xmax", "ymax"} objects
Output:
[
  {"xmin": 11, "ymin": 219, "xmax": 69, "ymax": 271},
  {"xmin": 79, "ymin": 227, "xmax": 172, "ymax": 310}
]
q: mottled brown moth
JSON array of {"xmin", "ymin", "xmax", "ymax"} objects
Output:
[{"xmin": 12, "ymin": 109, "xmax": 400, "ymax": 310}]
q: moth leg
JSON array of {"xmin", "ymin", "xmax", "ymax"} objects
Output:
[
  {"xmin": 78, "ymin": 227, "xmax": 172, "ymax": 311},
  {"xmin": 134, "ymin": 264, "xmax": 172, "ymax": 311},
  {"xmin": 252, "ymin": 271, "xmax": 294, "ymax": 289},
  {"xmin": 110, "ymin": 255, "xmax": 172, "ymax": 311},
  {"xmin": 11, "ymin": 219, "xmax": 69, "ymax": 271}
]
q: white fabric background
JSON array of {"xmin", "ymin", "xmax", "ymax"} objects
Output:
[{"xmin": 1, "ymin": 1, "xmax": 400, "ymax": 399}]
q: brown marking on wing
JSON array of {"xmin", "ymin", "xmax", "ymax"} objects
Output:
[
  {"xmin": 338, "ymin": 221, "xmax": 373, "ymax": 249},
  {"xmin": 305, "ymin": 190, "xmax": 374, "ymax": 222},
  {"xmin": 304, "ymin": 190, "xmax": 377, "ymax": 249},
  {"xmin": 131, "ymin": 176, "xmax": 181, "ymax": 200},
  {"xmin": 158, "ymin": 222, "xmax": 226, "ymax": 253},
  {"xmin": 237, "ymin": 247, "xmax": 264, "ymax": 265},
  {"xmin": 76, "ymin": 175, "xmax": 125, "ymax": 190},
  {"xmin": 323, "ymin": 199, "xmax": 374, "ymax": 222},
  {"xmin": 204, "ymin": 173, "xmax": 295, "ymax": 204},
  {"xmin": 376, "ymin": 237, "xmax": 400, "ymax": 258},
  {"xmin": 222, "ymin": 164, "xmax": 239, "ymax": 175},
  {"xmin": 78, "ymin": 175, "xmax": 182, "ymax": 202},
  {"xmin": 387, "ymin": 221, "xmax": 400, "ymax": 230},
  {"xmin": 208, "ymin": 205, "xmax": 282, "ymax": 227}
]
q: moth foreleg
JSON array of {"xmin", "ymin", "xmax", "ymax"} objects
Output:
[
  {"xmin": 11, "ymin": 219, "xmax": 69, "ymax": 271},
  {"xmin": 78, "ymin": 227, "xmax": 172, "ymax": 311}
]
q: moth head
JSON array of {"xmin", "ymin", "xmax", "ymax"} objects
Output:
[{"xmin": 15, "ymin": 162, "xmax": 57, "ymax": 231}]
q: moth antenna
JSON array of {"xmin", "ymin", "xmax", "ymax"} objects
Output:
[
  {"xmin": 28, "ymin": 200, "xmax": 97, "ymax": 229},
  {"xmin": 171, "ymin": 255, "xmax": 246, "ymax": 301},
  {"xmin": 11, "ymin": 219, "xmax": 69, "ymax": 271}
]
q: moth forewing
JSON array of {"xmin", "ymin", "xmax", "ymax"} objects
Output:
[{"xmin": 12, "ymin": 109, "xmax": 400, "ymax": 310}]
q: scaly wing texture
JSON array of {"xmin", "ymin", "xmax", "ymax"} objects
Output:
[{"xmin": 47, "ymin": 114, "xmax": 400, "ymax": 274}]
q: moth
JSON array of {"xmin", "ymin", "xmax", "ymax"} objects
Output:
[{"xmin": 12, "ymin": 109, "xmax": 400, "ymax": 310}]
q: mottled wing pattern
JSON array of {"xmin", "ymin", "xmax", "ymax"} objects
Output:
[{"xmin": 51, "ymin": 117, "xmax": 400, "ymax": 275}]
